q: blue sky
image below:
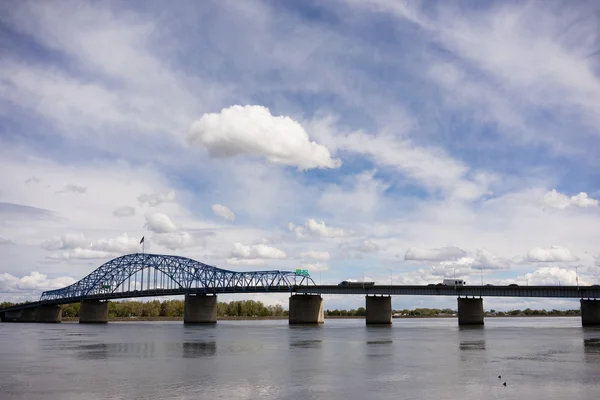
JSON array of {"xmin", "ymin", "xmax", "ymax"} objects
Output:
[{"xmin": 1, "ymin": 0, "xmax": 599, "ymax": 310}]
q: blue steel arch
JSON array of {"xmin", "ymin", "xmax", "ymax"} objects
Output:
[{"xmin": 40, "ymin": 253, "xmax": 314, "ymax": 302}]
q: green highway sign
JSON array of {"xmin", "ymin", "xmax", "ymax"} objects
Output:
[{"xmin": 295, "ymin": 269, "xmax": 309, "ymax": 277}]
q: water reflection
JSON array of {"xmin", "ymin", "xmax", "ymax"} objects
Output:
[
  {"xmin": 366, "ymin": 340, "xmax": 393, "ymax": 346},
  {"xmin": 76, "ymin": 342, "xmax": 157, "ymax": 360},
  {"xmin": 290, "ymin": 339, "xmax": 322, "ymax": 349},
  {"xmin": 459, "ymin": 340, "xmax": 486, "ymax": 351},
  {"xmin": 584, "ymin": 338, "xmax": 600, "ymax": 354},
  {"xmin": 458, "ymin": 325, "xmax": 484, "ymax": 331},
  {"xmin": 182, "ymin": 341, "xmax": 216, "ymax": 358}
]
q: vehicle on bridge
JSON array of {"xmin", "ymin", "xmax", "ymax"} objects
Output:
[
  {"xmin": 338, "ymin": 281, "xmax": 375, "ymax": 287},
  {"xmin": 442, "ymin": 279, "xmax": 465, "ymax": 286}
]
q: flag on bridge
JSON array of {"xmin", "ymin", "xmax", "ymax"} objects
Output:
[{"xmin": 140, "ymin": 236, "xmax": 145, "ymax": 244}]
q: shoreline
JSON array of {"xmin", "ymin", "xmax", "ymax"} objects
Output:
[{"xmin": 60, "ymin": 314, "xmax": 580, "ymax": 322}]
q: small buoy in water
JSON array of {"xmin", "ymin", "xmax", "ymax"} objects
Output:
[
  {"xmin": 503, "ymin": 382, "xmax": 507, "ymax": 387},
  {"xmin": 498, "ymin": 375, "xmax": 501, "ymax": 379}
]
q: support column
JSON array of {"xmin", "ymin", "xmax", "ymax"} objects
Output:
[
  {"xmin": 2, "ymin": 310, "xmax": 22, "ymax": 322},
  {"xmin": 581, "ymin": 299, "xmax": 600, "ymax": 327},
  {"xmin": 79, "ymin": 300, "xmax": 108, "ymax": 324},
  {"xmin": 366, "ymin": 296, "xmax": 392, "ymax": 325},
  {"xmin": 36, "ymin": 305, "xmax": 61, "ymax": 323},
  {"xmin": 289, "ymin": 294, "xmax": 324, "ymax": 325},
  {"xmin": 184, "ymin": 294, "xmax": 217, "ymax": 324},
  {"xmin": 457, "ymin": 297, "xmax": 484, "ymax": 326},
  {"xmin": 20, "ymin": 308, "xmax": 37, "ymax": 322}
]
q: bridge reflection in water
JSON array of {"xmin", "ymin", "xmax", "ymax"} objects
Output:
[{"xmin": 1, "ymin": 253, "xmax": 599, "ymax": 326}]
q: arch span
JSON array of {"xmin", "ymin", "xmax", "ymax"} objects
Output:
[{"xmin": 40, "ymin": 253, "xmax": 314, "ymax": 302}]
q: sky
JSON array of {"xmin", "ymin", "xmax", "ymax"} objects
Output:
[{"xmin": 1, "ymin": 0, "xmax": 599, "ymax": 311}]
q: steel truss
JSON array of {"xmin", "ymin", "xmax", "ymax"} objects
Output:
[{"xmin": 40, "ymin": 253, "xmax": 314, "ymax": 302}]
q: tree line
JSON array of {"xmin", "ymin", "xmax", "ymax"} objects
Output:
[
  {"xmin": 61, "ymin": 299, "xmax": 287, "ymax": 318},
  {"xmin": 0, "ymin": 301, "xmax": 582, "ymax": 318}
]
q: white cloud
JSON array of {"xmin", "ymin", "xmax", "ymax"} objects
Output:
[
  {"xmin": 152, "ymin": 232, "xmax": 197, "ymax": 250},
  {"xmin": 188, "ymin": 105, "xmax": 341, "ymax": 170},
  {"xmin": 300, "ymin": 251, "xmax": 331, "ymax": 261},
  {"xmin": 47, "ymin": 248, "xmax": 115, "ymax": 260},
  {"xmin": 405, "ymin": 246, "xmax": 467, "ymax": 262},
  {"xmin": 440, "ymin": 249, "xmax": 510, "ymax": 271},
  {"xmin": 302, "ymin": 262, "xmax": 329, "ymax": 272},
  {"xmin": 41, "ymin": 233, "xmax": 88, "ymax": 251},
  {"xmin": 358, "ymin": 240, "xmax": 379, "ymax": 252},
  {"xmin": 309, "ymin": 118, "xmax": 491, "ymax": 201},
  {"xmin": 144, "ymin": 213, "xmax": 179, "ymax": 233},
  {"xmin": 510, "ymin": 266, "xmax": 589, "ymax": 286},
  {"xmin": 526, "ymin": 245, "xmax": 579, "ymax": 263},
  {"xmin": 0, "ymin": 238, "xmax": 15, "ymax": 245},
  {"xmin": 226, "ymin": 258, "xmax": 266, "ymax": 266},
  {"xmin": 212, "ymin": 204, "xmax": 235, "ymax": 221},
  {"xmin": 138, "ymin": 190, "xmax": 176, "ymax": 206},
  {"xmin": 0, "ymin": 271, "xmax": 75, "ymax": 293},
  {"xmin": 231, "ymin": 242, "xmax": 287, "ymax": 260},
  {"xmin": 113, "ymin": 206, "xmax": 136, "ymax": 217},
  {"xmin": 93, "ymin": 233, "xmax": 141, "ymax": 254},
  {"xmin": 350, "ymin": 1, "xmax": 600, "ymax": 152},
  {"xmin": 44, "ymin": 233, "xmax": 141, "ymax": 260},
  {"xmin": 58, "ymin": 184, "xmax": 87, "ymax": 194},
  {"xmin": 290, "ymin": 219, "xmax": 352, "ymax": 238},
  {"xmin": 543, "ymin": 189, "xmax": 599, "ymax": 210}
]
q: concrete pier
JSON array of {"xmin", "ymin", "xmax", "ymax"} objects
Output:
[
  {"xmin": 457, "ymin": 297, "xmax": 484, "ymax": 326},
  {"xmin": 20, "ymin": 308, "xmax": 37, "ymax": 322},
  {"xmin": 289, "ymin": 294, "xmax": 324, "ymax": 324},
  {"xmin": 365, "ymin": 296, "xmax": 392, "ymax": 324},
  {"xmin": 36, "ymin": 305, "xmax": 62, "ymax": 323},
  {"xmin": 581, "ymin": 299, "xmax": 600, "ymax": 326},
  {"xmin": 184, "ymin": 294, "xmax": 217, "ymax": 324},
  {"xmin": 79, "ymin": 300, "xmax": 108, "ymax": 323},
  {"xmin": 1, "ymin": 310, "xmax": 21, "ymax": 322}
]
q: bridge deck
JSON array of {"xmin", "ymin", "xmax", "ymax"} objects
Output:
[
  {"xmin": 2, "ymin": 285, "xmax": 598, "ymax": 313},
  {"xmin": 296, "ymin": 285, "xmax": 600, "ymax": 298}
]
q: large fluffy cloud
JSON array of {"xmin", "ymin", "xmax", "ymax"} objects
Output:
[
  {"xmin": 511, "ymin": 267, "xmax": 589, "ymax": 286},
  {"xmin": 440, "ymin": 249, "xmax": 510, "ymax": 271},
  {"xmin": 188, "ymin": 105, "xmax": 341, "ymax": 170},
  {"xmin": 543, "ymin": 190, "xmax": 599, "ymax": 210},
  {"xmin": 231, "ymin": 243, "xmax": 287, "ymax": 260},
  {"xmin": 211, "ymin": 204, "xmax": 235, "ymax": 221},
  {"xmin": 0, "ymin": 272, "xmax": 75, "ymax": 293},
  {"xmin": 144, "ymin": 213, "xmax": 179, "ymax": 233},
  {"xmin": 42, "ymin": 233, "xmax": 141, "ymax": 260},
  {"xmin": 404, "ymin": 246, "xmax": 467, "ymax": 262},
  {"xmin": 152, "ymin": 232, "xmax": 196, "ymax": 250},
  {"xmin": 41, "ymin": 233, "xmax": 88, "ymax": 251},
  {"xmin": 289, "ymin": 219, "xmax": 352, "ymax": 238},
  {"xmin": 526, "ymin": 246, "xmax": 579, "ymax": 263}
]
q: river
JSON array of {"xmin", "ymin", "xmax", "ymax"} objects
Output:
[{"xmin": 0, "ymin": 317, "xmax": 599, "ymax": 399}]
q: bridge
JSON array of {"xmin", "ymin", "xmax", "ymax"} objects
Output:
[{"xmin": 1, "ymin": 253, "xmax": 599, "ymax": 326}]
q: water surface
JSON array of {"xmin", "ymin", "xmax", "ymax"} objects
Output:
[{"xmin": 1, "ymin": 317, "xmax": 599, "ymax": 399}]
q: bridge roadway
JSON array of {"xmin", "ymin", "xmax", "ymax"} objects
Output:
[
  {"xmin": 296, "ymin": 284, "xmax": 600, "ymax": 298},
  {"xmin": 4, "ymin": 285, "xmax": 599, "ymax": 312}
]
